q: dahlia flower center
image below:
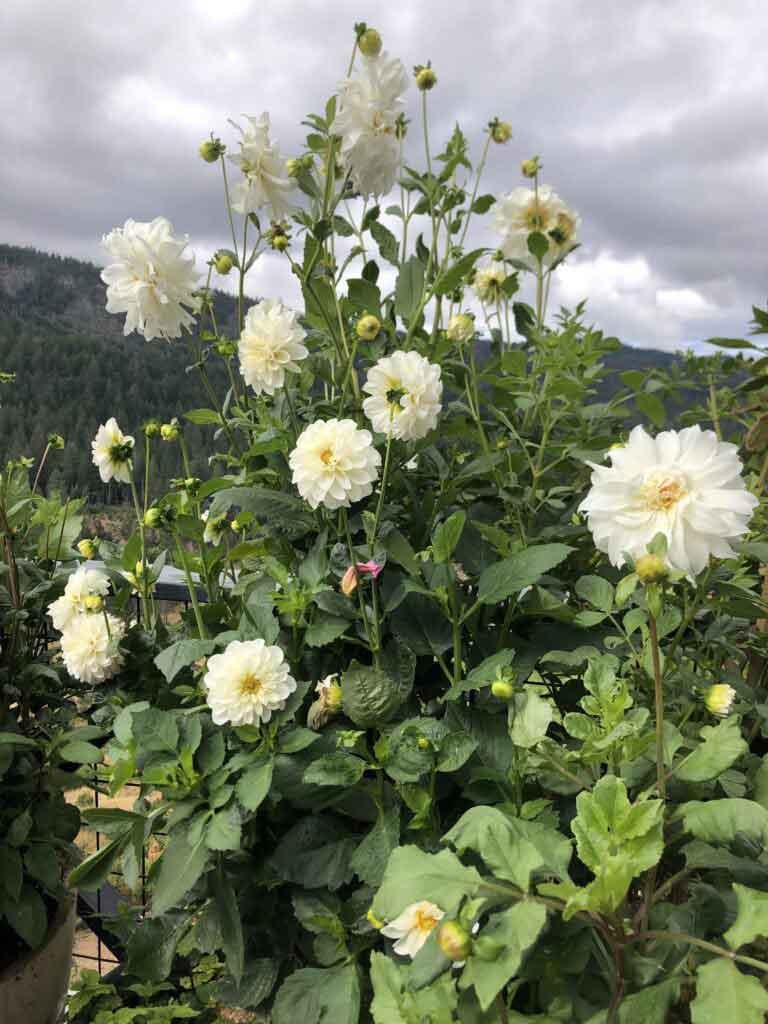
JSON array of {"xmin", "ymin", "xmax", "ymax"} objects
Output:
[
  {"xmin": 385, "ymin": 385, "xmax": 407, "ymax": 411},
  {"xmin": 239, "ymin": 672, "xmax": 263, "ymax": 697},
  {"xmin": 640, "ymin": 470, "xmax": 687, "ymax": 512},
  {"xmin": 550, "ymin": 213, "xmax": 576, "ymax": 245},
  {"xmin": 525, "ymin": 200, "xmax": 545, "ymax": 231},
  {"xmin": 108, "ymin": 441, "xmax": 133, "ymax": 465},
  {"xmin": 319, "ymin": 447, "xmax": 338, "ymax": 468},
  {"xmin": 415, "ymin": 909, "xmax": 439, "ymax": 933}
]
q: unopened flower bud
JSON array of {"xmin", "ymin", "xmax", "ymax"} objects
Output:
[
  {"xmin": 83, "ymin": 594, "xmax": 103, "ymax": 613},
  {"xmin": 366, "ymin": 908, "xmax": 384, "ymax": 930},
  {"xmin": 521, "ymin": 157, "xmax": 541, "ymax": 179},
  {"xmin": 161, "ymin": 420, "xmax": 180, "ymax": 442},
  {"xmin": 415, "ymin": 65, "xmax": 437, "ymax": 91},
  {"xmin": 473, "ymin": 935, "xmax": 503, "ymax": 961},
  {"xmin": 340, "ymin": 565, "xmax": 359, "ymax": 596},
  {"xmin": 358, "ymin": 27, "xmax": 383, "ymax": 57},
  {"xmin": 446, "ymin": 313, "xmax": 475, "ymax": 344},
  {"xmin": 77, "ymin": 539, "xmax": 98, "ymax": 559},
  {"xmin": 635, "ymin": 553, "xmax": 668, "ymax": 585},
  {"xmin": 270, "ymin": 233, "xmax": 290, "ymax": 252},
  {"xmin": 199, "ymin": 138, "xmax": 225, "ymax": 163},
  {"xmin": 214, "ymin": 250, "xmax": 235, "ymax": 275},
  {"xmin": 143, "ymin": 419, "xmax": 161, "ymax": 438},
  {"xmin": 357, "ymin": 314, "xmax": 381, "ymax": 341},
  {"xmin": 490, "ymin": 119, "xmax": 513, "ymax": 145},
  {"xmin": 491, "ymin": 680, "xmax": 514, "ymax": 700},
  {"xmin": 47, "ymin": 433, "xmax": 65, "ymax": 450},
  {"xmin": 144, "ymin": 507, "xmax": 163, "ymax": 529},
  {"xmin": 216, "ymin": 339, "xmax": 237, "ymax": 358},
  {"xmin": 285, "ymin": 158, "xmax": 301, "ymax": 178},
  {"xmin": 394, "ymin": 113, "xmax": 408, "ymax": 140},
  {"xmin": 438, "ymin": 921, "xmax": 472, "ymax": 961},
  {"xmin": 704, "ymin": 684, "xmax": 736, "ymax": 717}
]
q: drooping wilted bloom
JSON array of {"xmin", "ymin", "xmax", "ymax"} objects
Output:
[
  {"xmin": 238, "ymin": 298, "xmax": 308, "ymax": 396},
  {"xmin": 204, "ymin": 638, "xmax": 297, "ymax": 727},
  {"xmin": 48, "ymin": 565, "xmax": 111, "ymax": 631},
  {"xmin": 472, "ymin": 259, "xmax": 509, "ymax": 303},
  {"xmin": 362, "ymin": 351, "xmax": 442, "ymax": 441},
  {"xmin": 101, "ymin": 218, "xmax": 199, "ymax": 341},
  {"xmin": 60, "ymin": 613, "xmax": 125, "ymax": 685},
  {"xmin": 492, "ymin": 185, "xmax": 580, "ymax": 266},
  {"xmin": 579, "ymin": 425, "xmax": 759, "ymax": 576},
  {"xmin": 332, "ymin": 52, "xmax": 409, "ymax": 197},
  {"xmin": 228, "ymin": 113, "xmax": 295, "ymax": 220},
  {"xmin": 381, "ymin": 901, "xmax": 445, "ymax": 958},
  {"xmin": 307, "ymin": 674, "xmax": 344, "ymax": 729},
  {"xmin": 289, "ymin": 419, "xmax": 381, "ymax": 510},
  {"xmin": 704, "ymin": 684, "xmax": 737, "ymax": 717},
  {"xmin": 202, "ymin": 509, "xmax": 228, "ymax": 546},
  {"xmin": 91, "ymin": 418, "xmax": 135, "ymax": 484}
]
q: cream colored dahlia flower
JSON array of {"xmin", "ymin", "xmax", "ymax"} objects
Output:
[
  {"xmin": 238, "ymin": 298, "xmax": 308, "ymax": 396},
  {"xmin": 228, "ymin": 113, "xmax": 295, "ymax": 220},
  {"xmin": 362, "ymin": 351, "xmax": 442, "ymax": 441},
  {"xmin": 289, "ymin": 418, "xmax": 381, "ymax": 510},
  {"xmin": 91, "ymin": 418, "xmax": 135, "ymax": 484},
  {"xmin": 579, "ymin": 424, "xmax": 758, "ymax": 575},
  {"xmin": 101, "ymin": 217, "xmax": 199, "ymax": 341},
  {"xmin": 60, "ymin": 613, "xmax": 125, "ymax": 684},
  {"xmin": 492, "ymin": 185, "xmax": 580, "ymax": 265},
  {"xmin": 204, "ymin": 638, "xmax": 296, "ymax": 727},
  {"xmin": 48, "ymin": 565, "xmax": 111, "ymax": 632},
  {"xmin": 472, "ymin": 259, "xmax": 510, "ymax": 303},
  {"xmin": 381, "ymin": 901, "xmax": 445, "ymax": 958}
]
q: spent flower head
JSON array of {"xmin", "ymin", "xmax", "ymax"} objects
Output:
[{"xmin": 704, "ymin": 684, "xmax": 736, "ymax": 717}]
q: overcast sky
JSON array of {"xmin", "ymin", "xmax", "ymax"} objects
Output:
[{"xmin": 2, "ymin": 0, "xmax": 767, "ymax": 351}]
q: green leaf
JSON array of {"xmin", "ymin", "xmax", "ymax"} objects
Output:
[
  {"xmin": 152, "ymin": 833, "xmax": 209, "ymax": 914},
  {"xmin": 636, "ymin": 392, "xmax": 666, "ymax": 428},
  {"xmin": 184, "ymin": 407, "xmax": 222, "ymax": 425},
  {"xmin": 433, "ymin": 248, "xmax": 485, "ymax": 296},
  {"xmin": 478, "ymin": 545, "xmax": 573, "ymax": 604},
  {"xmin": 271, "ymin": 964, "xmax": 360, "ymax": 1024},
  {"xmin": 575, "ymin": 575, "xmax": 614, "ymax": 613},
  {"xmin": 527, "ymin": 232, "xmax": 549, "ymax": 262},
  {"xmin": 0, "ymin": 732, "xmax": 39, "ymax": 748},
  {"xmin": 445, "ymin": 649, "xmax": 516, "ymax": 700},
  {"xmin": 125, "ymin": 916, "xmax": 186, "ymax": 983},
  {"xmin": 209, "ymin": 486, "xmax": 313, "ymax": 537},
  {"xmin": 24, "ymin": 845, "xmax": 62, "ymax": 891},
  {"xmin": 676, "ymin": 798, "xmax": 768, "ymax": 846},
  {"xmin": 370, "ymin": 220, "xmax": 399, "ymax": 266},
  {"xmin": 59, "ymin": 740, "xmax": 102, "ymax": 763},
  {"xmin": 0, "ymin": 845, "xmax": 22, "ymax": 901},
  {"xmin": 372, "ymin": 846, "xmax": 482, "ymax": 921},
  {"xmin": 211, "ymin": 863, "xmax": 244, "ymax": 985},
  {"xmin": 676, "ymin": 717, "xmax": 748, "ymax": 784},
  {"xmin": 154, "ymin": 639, "xmax": 217, "ymax": 683},
  {"xmin": 509, "ymin": 690, "xmax": 552, "ymax": 749},
  {"xmin": 270, "ymin": 817, "xmax": 356, "ymax": 891},
  {"xmin": 691, "ymin": 958, "xmax": 768, "ymax": 1023},
  {"xmin": 69, "ymin": 834, "xmax": 130, "ymax": 891},
  {"xmin": 350, "ymin": 806, "xmax": 400, "ymax": 887},
  {"xmin": 703, "ymin": 336, "xmax": 757, "ymax": 349},
  {"xmin": 305, "ymin": 613, "xmax": 349, "ymax": 647},
  {"xmin": 132, "ymin": 708, "xmax": 179, "ymax": 754},
  {"xmin": 394, "ymin": 257, "xmax": 426, "ymax": 322},
  {"xmin": 432, "ymin": 510, "xmax": 467, "ymax": 563},
  {"xmin": 725, "ymin": 883, "xmax": 768, "ymax": 950},
  {"xmin": 583, "ymin": 979, "xmax": 681, "ymax": 1024},
  {"xmin": 235, "ymin": 758, "xmax": 274, "ymax": 812},
  {"xmin": 443, "ymin": 806, "xmax": 572, "ymax": 890},
  {"xmin": 460, "ymin": 901, "xmax": 547, "ymax": 1010},
  {"xmin": 303, "ymin": 753, "xmax": 366, "ymax": 787},
  {"xmin": 370, "ymin": 952, "xmax": 458, "ymax": 1024},
  {"xmin": 205, "ymin": 805, "xmax": 242, "ymax": 851},
  {"xmin": 4, "ymin": 884, "xmax": 48, "ymax": 948},
  {"xmin": 471, "ymin": 194, "xmax": 495, "ymax": 214},
  {"xmin": 211, "ymin": 959, "xmax": 279, "ymax": 1010}
]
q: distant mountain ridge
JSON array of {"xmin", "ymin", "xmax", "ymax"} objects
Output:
[{"xmin": 0, "ymin": 243, "xmax": 677, "ymax": 498}]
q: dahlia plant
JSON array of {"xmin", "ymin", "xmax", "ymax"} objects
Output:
[{"xmin": 65, "ymin": 22, "xmax": 768, "ymax": 1024}]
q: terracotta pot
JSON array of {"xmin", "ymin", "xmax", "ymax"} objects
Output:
[{"xmin": 0, "ymin": 897, "xmax": 76, "ymax": 1024}]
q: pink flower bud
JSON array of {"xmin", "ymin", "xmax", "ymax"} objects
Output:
[
  {"xmin": 356, "ymin": 560, "xmax": 382, "ymax": 579},
  {"xmin": 340, "ymin": 565, "xmax": 359, "ymax": 596}
]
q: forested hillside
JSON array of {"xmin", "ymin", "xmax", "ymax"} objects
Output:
[{"xmin": 0, "ymin": 243, "xmax": 678, "ymax": 501}]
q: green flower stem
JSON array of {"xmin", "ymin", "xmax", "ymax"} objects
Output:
[
  {"xmin": 341, "ymin": 509, "xmax": 377, "ymax": 662},
  {"xmin": 128, "ymin": 472, "xmax": 150, "ymax": 629},
  {"xmin": 239, "ymin": 214, "xmax": 248, "ymax": 335},
  {"xmin": 648, "ymin": 613, "xmax": 666, "ymax": 801},
  {"xmin": 31, "ymin": 442, "xmax": 51, "ymax": 495},
  {"xmin": 371, "ymin": 429, "xmax": 393, "ymax": 551},
  {"xmin": 629, "ymin": 931, "xmax": 768, "ymax": 974},
  {"xmin": 178, "ymin": 434, "xmax": 215, "ymax": 602},
  {"xmin": 457, "ymin": 132, "xmax": 492, "ymax": 252},
  {"xmin": 174, "ymin": 535, "xmax": 208, "ymax": 639},
  {"xmin": 143, "ymin": 435, "xmax": 151, "ymax": 518},
  {"xmin": 708, "ymin": 373, "xmax": 722, "ymax": 440},
  {"xmin": 219, "ymin": 157, "xmax": 240, "ymax": 266},
  {"xmin": 283, "ymin": 385, "xmax": 301, "ymax": 441}
]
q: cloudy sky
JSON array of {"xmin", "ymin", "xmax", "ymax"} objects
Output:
[{"xmin": 2, "ymin": 0, "xmax": 766, "ymax": 351}]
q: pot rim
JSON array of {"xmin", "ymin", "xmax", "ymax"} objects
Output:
[{"xmin": 0, "ymin": 894, "xmax": 75, "ymax": 984}]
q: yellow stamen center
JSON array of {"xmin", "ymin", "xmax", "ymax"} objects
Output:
[
  {"xmin": 239, "ymin": 673, "xmax": 263, "ymax": 697},
  {"xmin": 640, "ymin": 471, "xmax": 687, "ymax": 512},
  {"xmin": 415, "ymin": 909, "xmax": 439, "ymax": 933},
  {"xmin": 319, "ymin": 448, "xmax": 335, "ymax": 467}
]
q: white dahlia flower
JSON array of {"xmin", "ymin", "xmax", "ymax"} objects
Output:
[
  {"xmin": 101, "ymin": 218, "xmax": 199, "ymax": 341},
  {"xmin": 204, "ymin": 638, "xmax": 296, "ymax": 727},
  {"xmin": 492, "ymin": 185, "xmax": 580, "ymax": 266},
  {"xmin": 201, "ymin": 509, "xmax": 227, "ymax": 546},
  {"xmin": 60, "ymin": 613, "xmax": 125, "ymax": 685},
  {"xmin": 92, "ymin": 418, "xmax": 135, "ymax": 484},
  {"xmin": 331, "ymin": 52, "xmax": 409, "ymax": 197},
  {"xmin": 579, "ymin": 424, "xmax": 759, "ymax": 575},
  {"xmin": 238, "ymin": 298, "xmax": 308, "ymax": 396},
  {"xmin": 472, "ymin": 259, "xmax": 510, "ymax": 303},
  {"xmin": 228, "ymin": 113, "xmax": 295, "ymax": 220},
  {"xmin": 362, "ymin": 351, "xmax": 442, "ymax": 441},
  {"xmin": 381, "ymin": 901, "xmax": 445, "ymax": 958},
  {"xmin": 290, "ymin": 419, "xmax": 381, "ymax": 510},
  {"xmin": 48, "ymin": 566, "xmax": 111, "ymax": 631}
]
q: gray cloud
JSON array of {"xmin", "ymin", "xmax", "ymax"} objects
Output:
[{"xmin": 2, "ymin": 0, "xmax": 767, "ymax": 350}]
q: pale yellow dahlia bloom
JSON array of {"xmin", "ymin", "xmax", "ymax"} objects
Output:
[
  {"xmin": 381, "ymin": 901, "xmax": 445, "ymax": 958},
  {"xmin": 362, "ymin": 351, "xmax": 442, "ymax": 441},
  {"xmin": 48, "ymin": 565, "xmax": 110, "ymax": 632},
  {"xmin": 60, "ymin": 613, "xmax": 125, "ymax": 684},
  {"xmin": 204, "ymin": 638, "xmax": 296, "ymax": 727},
  {"xmin": 289, "ymin": 419, "xmax": 381, "ymax": 510},
  {"xmin": 91, "ymin": 418, "xmax": 135, "ymax": 484},
  {"xmin": 228, "ymin": 113, "xmax": 294, "ymax": 220},
  {"xmin": 238, "ymin": 298, "xmax": 308, "ymax": 396},
  {"xmin": 492, "ymin": 185, "xmax": 580, "ymax": 265}
]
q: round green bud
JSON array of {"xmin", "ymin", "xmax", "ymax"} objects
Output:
[
  {"xmin": 438, "ymin": 921, "xmax": 472, "ymax": 961},
  {"xmin": 271, "ymin": 234, "xmax": 290, "ymax": 252},
  {"xmin": 144, "ymin": 507, "xmax": 163, "ymax": 529},
  {"xmin": 635, "ymin": 553, "xmax": 668, "ymax": 585},
  {"xmin": 77, "ymin": 538, "xmax": 98, "ymax": 559},
  {"xmin": 356, "ymin": 314, "xmax": 381, "ymax": 341},
  {"xmin": 491, "ymin": 680, "xmax": 514, "ymax": 700},
  {"xmin": 704, "ymin": 683, "xmax": 736, "ymax": 718},
  {"xmin": 216, "ymin": 339, "xmax": 238, "ymax": 358},
  {"xmin": 143, "ymin": 419, "xmax": 161, "ymax": 438},
  {"xmin": 415, "ymin": 65, "xmax": 437, "ymax": 91},
  {"xmin": 490, "ymin": 119, "xmax": 513, "ymax": 144},
  {"xmin": 161, "ymin": 421, "xmax": 180, "ymax": 442},
  {"xmin": 417, "ymin": 736, "xmax": 431, "ymax": 751},
  {"xmin": 47, "ymin": 433, "xmax": 65, "ymax": 450},
  {"xmin": 214, "ymin": 251, "xmax": 235, "ymax": 275},
  {"xmin": 473, "ymin": 935, "xmax": 503, "ymax": 961},
  {"xmin": 285, "ymin": 158, "xmax": 301, "ymax": 178},
  {"xmin": 446, "ymin": 313, "xmax": 475, "ymax": 344},
  {"xmin": 358, "ymin": 28, "xmax": 383, "ymax": 57},
  {"xmin": 199, "ymin": 138, "xmax": 225, "ymax": 163},
  {"xmin": 521, "ymin": 157, "xmax": 541, "ymax": 178}
]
